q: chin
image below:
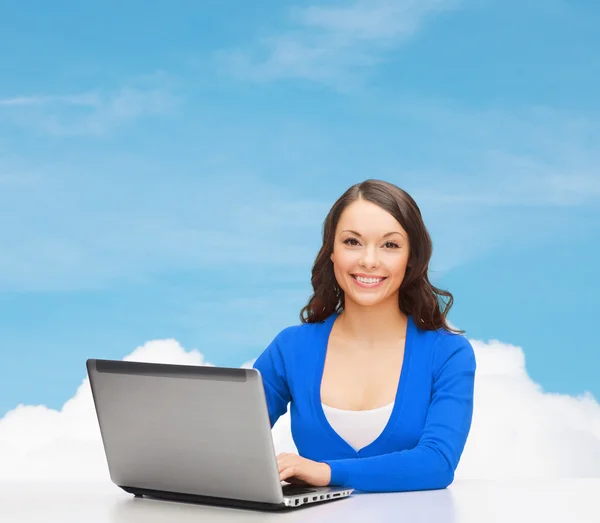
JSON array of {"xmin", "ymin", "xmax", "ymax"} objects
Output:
[{"xmin": 348, "ymin": 296, "xmax": 384, "ymax": 307}]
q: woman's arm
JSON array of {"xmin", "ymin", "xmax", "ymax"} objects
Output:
[
  {"xmin": 252, "ymin": 326, "xmax": 297, "ymax": 428},
  {"xmin": 324, "ymin": 338, "xmax": 476, "ymax": 493}
]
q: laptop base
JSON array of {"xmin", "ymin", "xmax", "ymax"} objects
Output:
[{"xmin": 119, "ymin": 485, "xmax": 347, "ymax": 512}]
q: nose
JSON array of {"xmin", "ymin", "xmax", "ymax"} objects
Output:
[{"xmin": 359, "ymin": 245, "xmax": 379, "ymax": 268}]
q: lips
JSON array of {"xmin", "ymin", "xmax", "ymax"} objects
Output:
[
  {"xmin": 350, "ymin": 274, "xmax": 388, "ymax": 288},
  {"xmin": 351, "ymin": 274, "xmax": 387, "ymax": 281}
]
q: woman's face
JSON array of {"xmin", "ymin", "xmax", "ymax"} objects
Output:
[{"xmin": 330, "ymin": 199, "xmax": 411, "ymax": 307}]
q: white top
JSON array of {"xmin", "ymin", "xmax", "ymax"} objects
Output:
[{"xmin": 322, "ymin": 401, "xmax": 395, "ymax": 451}]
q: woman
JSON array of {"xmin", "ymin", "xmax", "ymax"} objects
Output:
[{"xmin": 253, "ymin": 179, "xmax": 476, "ymax": 493}]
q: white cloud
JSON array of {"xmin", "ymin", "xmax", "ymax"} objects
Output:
[
  {"xmin": 0, "ymin": 86, "xmax": 178, "ymax": 137},
  {"xmin": 0, "ymin": 340, "xmax": 213, "ymax": 481},
  {"xmin": 1, "ymin": 335, "xmax": 599, "ymax": 481},
  {"xmin": 0, "ymin": 93, "xmax": 99, "ymax": 108},
  {"xmin": 217, "ymin": 0, "xmax": 461, "ymax": 87},
  {"xmin": 457, "ymin": 338, "xmax": 600, "ymax": 478}
]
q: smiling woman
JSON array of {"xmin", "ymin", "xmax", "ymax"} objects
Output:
[
  {"xmin": 253, "ymin": 179, "xmax": 476, "ymax": 493},
  {"xmin": 301, "ymin": 178, "xmax": 462, "ymax": 333}
]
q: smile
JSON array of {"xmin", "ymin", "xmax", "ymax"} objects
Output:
[{"xmin": 351, "ymin": 274, "xmax": 387, "ymax": 288}]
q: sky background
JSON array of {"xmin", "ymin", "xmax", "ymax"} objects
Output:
[{"xmin": 0, "ymin": 0, "xmax": 599, "ymax": 427}]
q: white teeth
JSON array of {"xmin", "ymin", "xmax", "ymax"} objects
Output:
[{"xmin": 355, "ymin": 276, "xmax": 384, "ymax": 284}]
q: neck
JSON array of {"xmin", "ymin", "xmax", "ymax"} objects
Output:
[{"xmin": 337, "ymin": 295, "xmax": 408, "ymax": 349}]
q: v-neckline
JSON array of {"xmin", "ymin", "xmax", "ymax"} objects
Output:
[{"xmin": 313, "ymin": 311, "xmax": 416, "ymax": 456}]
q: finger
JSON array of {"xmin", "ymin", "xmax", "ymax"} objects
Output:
[
  {"xmin": 284, "ymin": 477, "xmax": 309, "ymax": 485},
  {"xmin": 277, "ymin": 456, "xmax": 291, "ymax": 472},
  {"xmin": 278, "ymin": 457, "xmax": 297, "ymax": 473},
  {"xmin": 277, "ymin": 459, "xmax": 298, "ymax": 472},
  {"xmin": 279, "ymin": 466, "xmax": 296, "ymax": 482}
]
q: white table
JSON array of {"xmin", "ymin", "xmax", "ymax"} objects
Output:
[{"xmin": 1, "ymin": 479, "xmax": 598, "ymax": 523}]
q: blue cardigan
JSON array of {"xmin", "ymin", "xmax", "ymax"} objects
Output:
[{"xmin": 253, "ymin": 311, "xmax": 476, "ymax": 493}]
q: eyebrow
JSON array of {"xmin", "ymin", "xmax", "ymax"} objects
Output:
[{"xmin": 341, "ymin": 229, "xmax": 405, "ymax": 240}]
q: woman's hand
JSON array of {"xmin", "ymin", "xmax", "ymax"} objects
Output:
[{"xmin": 277, "ymin": 452, "xmax": 332, "ymax": 487}]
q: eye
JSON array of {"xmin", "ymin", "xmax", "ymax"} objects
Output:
[{"xmin": 343, "ymin": 238, "xmax": 400, "ymax": 249}]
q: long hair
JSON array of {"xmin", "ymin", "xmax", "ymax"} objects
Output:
[{"xmin": 299, "ymin": 179, "xmax": 464, "ymax": 334}]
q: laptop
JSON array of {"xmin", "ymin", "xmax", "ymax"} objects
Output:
[{"xmin": 86, "ymin": 358, "xmax": 353, "ymax": 511}]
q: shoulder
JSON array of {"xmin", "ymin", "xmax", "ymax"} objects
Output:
[
  {"xmin": 266, "ymin": 318, "xmax": 325, "ymax": 355},
  {"xmin": 270, "ymin": 321, "xmax": 313, "ymax": 345},
  {"xmin": 256, "ymin": 320, "xmax": 325, "ymax": 381},
  {"xmin": 271, "ymin": 324, "xmax": 303, "ymax": 346},
  {"xmin": 268, "ymin": 314, "xmax": 337, "ymax": 366},
  {"xmin": 412, "ymin": 320, "xmax": 476, "ymax": 377},
  {"xmin": 430, "ymin": 328, "xmax": 476, "ymax": 378}
]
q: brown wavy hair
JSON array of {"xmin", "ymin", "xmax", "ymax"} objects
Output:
[{"xmin": 299, "ymin": 179, "xmax": 464, "ymax": 334}]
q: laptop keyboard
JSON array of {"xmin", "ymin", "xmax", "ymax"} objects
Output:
[{"xmin": 281, "ymin": 484, "xmax": 318, "ymax": 496}]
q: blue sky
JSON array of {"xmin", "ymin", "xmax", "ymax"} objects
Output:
[{"xmin": 0, "ymin": 0, "xmax": 599, "ymax": 417}]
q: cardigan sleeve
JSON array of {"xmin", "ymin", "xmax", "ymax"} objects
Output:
[
  {"xmin": 323, "ymin": 337, "xmax": 477, "ymax": 493},
  {"xmin": 252, "ymin": 326, "xmax": 296, "ymax": 428}
]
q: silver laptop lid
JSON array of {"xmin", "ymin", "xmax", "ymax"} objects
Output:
[{"xmin": 86, "ymin": 359, "xmax": 284, "ymax": 505}]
